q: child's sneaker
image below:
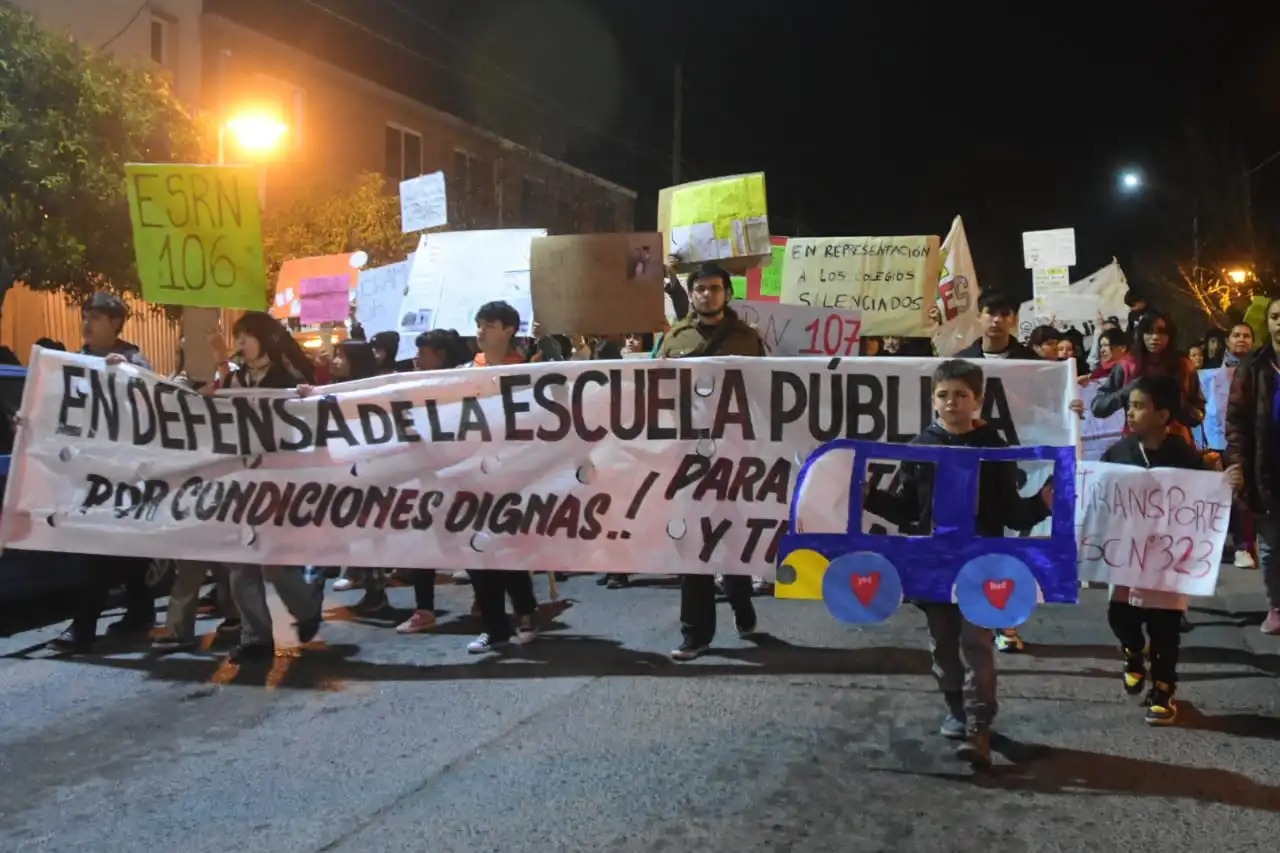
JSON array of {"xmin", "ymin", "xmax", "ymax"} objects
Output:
[
  {"xmin": 1122, "ymin": 648, "xmax": 1147, "ymax": 696},
  {"xmin": 994, "ymin": 629, "xmax": 1024, "ymax": 653},
  {"xmin": 954, "ymin": 726, "xmax": 991, "ymax": 767},
  {"xmin": 939, "ymin": 691, "xmax": 966, "ymax": 740},
  {"xmin": 1144, "ymin": 682, "xmax": 1177, "ymax": 726}
]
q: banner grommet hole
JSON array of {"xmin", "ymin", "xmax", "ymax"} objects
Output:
[
  {"xmin": 694, "ymin": 377, "xmax": 716, "ymax": 397},
  {"xmin": 666, "ymin": 519, "xmax": 688, "ymax": 540}
]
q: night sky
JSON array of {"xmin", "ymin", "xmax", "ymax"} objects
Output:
[{"xmin": 217, "ymin": 0, "xmax": 1280, "ymax": 303}]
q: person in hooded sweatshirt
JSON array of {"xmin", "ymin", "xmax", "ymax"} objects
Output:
[
  {"xmin": 864, "ymin": 359, "xmax": 1053, "ymax": 767},
  {"xmin": 1100, "ymin": 374, "xmax": 1242, "ymax": 725}
]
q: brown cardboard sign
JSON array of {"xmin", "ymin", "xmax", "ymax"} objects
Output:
[{"xmin": 531, "ymin": 233, "xmax": 667, "ymax": 335}]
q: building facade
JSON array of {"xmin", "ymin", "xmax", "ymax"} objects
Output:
[{"xmin": 3, "ymin": 1, "xmax": 636, "ymax": 370}]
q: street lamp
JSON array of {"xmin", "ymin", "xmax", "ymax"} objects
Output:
[
  {"xmin": 1226, "ymin": 268, "xmax": 1250, "ymax": 284},
  {"xmin": 226, "ymin": 112, "xmax": 288, "ymax": 155},
  {"xmin": 1115, "ymin": 167, "xmax": 1201, "ymax": 280}
]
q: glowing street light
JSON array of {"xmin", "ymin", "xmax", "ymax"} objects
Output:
[
  {"xmin": 1119, "ymin": 170, "xmax": 1142, "ymax": 192},
  {"xmin": 1226, "ymin": 268, "xmax": 1250, "ymax": 284},
  {"xmin": 226, "ymin": 111, "xmax": 288, "ymax": 156}
]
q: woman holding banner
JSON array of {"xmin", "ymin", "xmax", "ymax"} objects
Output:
[{"xmin": 217, "ymin": 312, "xmax": 324, "ymax": 662}]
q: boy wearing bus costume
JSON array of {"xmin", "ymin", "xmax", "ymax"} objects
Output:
[{"xmin": 864, "ymin": 360, "xmax": 1053, "ymax": 766}]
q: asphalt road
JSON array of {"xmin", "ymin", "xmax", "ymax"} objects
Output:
[{"xmin": 0, "ymin": 566, "xmax": 1276, "ymax": 852}]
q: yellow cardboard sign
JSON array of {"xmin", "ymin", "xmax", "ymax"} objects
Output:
[
  {"xmin": 666, "ymin": 173, "xmax": 769, "ymax": 263},
  {"xmin": 780, "ymin": 235, "xmax": 941, "ymax": 336},
  {"xmin": 124, "ymin": 163, "xmax": 267, "ymax": 310}
]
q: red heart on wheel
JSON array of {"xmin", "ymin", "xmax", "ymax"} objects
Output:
[
  {"xmin": 984, "ymin": 579, "xmax": 1014, "ymax": 610},
  {"xmin": 850, "ymin": 572, "xmax": 881, "ymax": 607}
]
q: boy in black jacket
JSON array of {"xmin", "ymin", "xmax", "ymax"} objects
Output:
[
  {"xmin": 865, "ymin": 360, "xmax": 1053, "ymax": 766},
  {"xmin": 1100, "ymin": 374, "xmax": 1241, "ymax": 725}
]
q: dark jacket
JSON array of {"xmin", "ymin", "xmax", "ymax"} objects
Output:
[
  {"xmin": 1091, "ymin": 355, "xmax": 1205, "ymax": 444},
  {"xmin": 954, "ymin": 337, "xmax": 1038, "ymax": 360},
  {"xmin": 1225, "ymin": 344, "xmax": 1279, "ymax": 511},
  {"xmin": 226, "ymin": 361, "xmax": 298, "ymax": 390},
  {"xmin": 1101, "ymin": 433, "xmax": 1204, "ymax": 471},
  {"xmin": 82, "ymin": 339, "xmax": 150, "ymax": 370},
  {"xmin": 864, "ymin": 421, "xmax": 1051, "ymax": 537},
  {"xmin": 657, "ymin": 306, "xmax": 765, "ymax": 358}
]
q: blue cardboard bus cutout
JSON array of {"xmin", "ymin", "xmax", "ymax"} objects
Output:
[{"xmin": 775, "ymin": 440, "xmax": 1078, "ymax": 629}]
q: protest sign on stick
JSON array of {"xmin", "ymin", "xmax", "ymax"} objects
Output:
[
  {"xmin": 530, "ymin": 233, "xmax": 667, "ymax": 334},
  {"xmin": 124, "ymin": 164, "xmax": 266, "ymax": 310}
]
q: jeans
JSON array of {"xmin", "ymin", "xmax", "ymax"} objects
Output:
[
  {"xmin": 228, "ymin": 565, "xmax": 323, "ymax": 647},
  {"xmin": 165, "ymin": 560, "xmax": 237, "ymax": 638},
  {"xmin": 1108, "ymin": 601, "xmax": 1182, "ymax": 685},
  {"xmin": 70, "ymin": 557, "xmax": 154, "ymax": 640},
  {"xmin": 413, "ymin": 570, "xmax": 437, "ymax": 612},
  {"xmin": 679, "ymin": 574, "xmax": 755, "ymax": 647},
  {"xmin": 923, "ymin": 603, "xmax": 997, "ymax": 728},
  {"xmin": 1255, "ymin": 507, "xmax": 1280, "ymax": 608},
  {"xmin": 469, "ymin": 570, "xmax": 536, "ymax": 641}
]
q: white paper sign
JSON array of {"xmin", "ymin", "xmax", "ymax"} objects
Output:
[
  {"xmin": 735, "ymin": 302, "xmax": 862, "ymax": 357},
  {"xmin": 356, "ymin": 260, "xmax": 411, "ymax": 338},
  {"xmin": 1075, "ymin": 462, "xmax": 1231, "ymax": 596},
  {"xmin": 1078, "ymin": 381, "xmax": 1126, "ymax": 461},
  {"xmin": 1033, "ymin": 292, "xmax": 1102, "ymax": 324},
  {"xmin": 1022, "ymin": 228, "xmax": 1077, "ymax": 269},
  {"xmin": 2, "ymin": 352, "xmax": 1075, "ymax": 577},
  {"xmin": 396, "ymin": 229, "xmax": 544, "ymax": 354},
  {"xmin": 1032, "ymin": 266, "xmax": 1070, "ymax": 297},
  {"xmin": 399, "ymin": 171, "xmax": 447, "ymax": 233}
]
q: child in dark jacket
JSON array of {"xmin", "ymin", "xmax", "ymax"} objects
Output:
[
  {"xmin": 865, "ymin": 359, "xmax": 1053, "ymax": 766},
  {"xmin": 1100, "ymin": 374, "xmax": 1241, "ymax": 725}
]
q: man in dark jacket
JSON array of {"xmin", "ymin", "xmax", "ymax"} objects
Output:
[
  {"xmin": 1225, "ymin": 296, "xmax": 1280, "ymax": 634},
  {"xmin": 49, "ymin": 293, "xmax": 154, "ymax": 653},
  {"xmin": 955, "ymin": 292, "xmax": 1038, "ymax": 361},
  {"xmin": 658, "ymin": 263, "xmax": 765, "ymax": 661},
  {"xmin": 79, "ymin": 292, "xmax": 151, "ymax": 368}
]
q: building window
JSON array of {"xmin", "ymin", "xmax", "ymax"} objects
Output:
[
  {"xmin": 386, "ymin": 125, "xmax": 423, "ymax": 182},
  {"xmin": 522, "ymin": 177, "xmax": 545, "ymax": 225},
  {"xmin": 149, "ymin": 13, "xmax": 174, "ymax": 69},
  {"xmin": 594, "ymin": 200, "xmax": 614, "ymax": 232}
]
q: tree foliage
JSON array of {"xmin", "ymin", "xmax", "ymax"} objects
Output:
[
  {"xmin": 261, "ymin": 172, "xmax": 418, "ymax": 282},
  {"xmin": 0, "ymin": 6, "xmax": 205, "ymax": 307}
]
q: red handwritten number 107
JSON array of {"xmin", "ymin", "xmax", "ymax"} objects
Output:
[{"xmin": 800, "ymin": 315, "xmax": 861, "ymax": 355}]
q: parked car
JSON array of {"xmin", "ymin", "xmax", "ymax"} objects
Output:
[{"xmin": 0, "ymin": 363, "xmax": 172, "ymax": 602}]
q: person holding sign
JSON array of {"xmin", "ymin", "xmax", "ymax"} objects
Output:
[
  {"xmin": 212, "ymin": 313, "xmax": 323, "ymax": 663},
  {"xmin": 47, "ymin": 294, "xmax": 156, "ymax": 654},
  {"xmin": 657, "ymin": 263, "xmax": 766, "ymax": 661},
  {"xmin": 1100, "ymin": 375, "xmax": 1242, "ymax": 725},
  {"xmin": 465, "ymin": 301, "xmax": 541, "ymax": 654},
  {"xmin": 1226, "ymin": 296, "xmax": 1280, "ymax": 635}
]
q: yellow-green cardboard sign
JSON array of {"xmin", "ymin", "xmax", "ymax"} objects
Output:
[{"xmin": 124, "ymin": 163, "xmax": 267, "ymax": 310}]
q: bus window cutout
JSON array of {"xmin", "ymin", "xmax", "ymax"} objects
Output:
[
  {"xmin": 776, "ymin": 439, "xmax": 1077, "ymax": 630},
  {"xmin": 978, "ymin": 459, "xmax": 1055, "ymax": 540}
]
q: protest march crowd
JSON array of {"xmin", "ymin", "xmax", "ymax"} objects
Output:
[{"xmin": 8, "ymin": 263, "xmax": 1278, "ymax": 769}]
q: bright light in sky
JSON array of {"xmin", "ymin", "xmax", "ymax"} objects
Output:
[{"xmin": 1120, "ymin": 171, "xmax": 1142, "ymax": 191}]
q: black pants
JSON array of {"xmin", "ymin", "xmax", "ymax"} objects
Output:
[
  {"xmin": 71, "ymin": 558, "xmax": 154, "ymax": 639},
  {"xmin": 680, "ymin": 574, "xmax": 755, "ymax": 647},
  {"xmin": 413, "ymin": 570, "xmax": 437, "ymax": 612},
  {"xmin": 469, "ymin": 570, "xmax": 537, "ymax": 641},
  {"xmin": 1108, "ymin": 601, "xmax": 1181, "ymax": 686}
]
